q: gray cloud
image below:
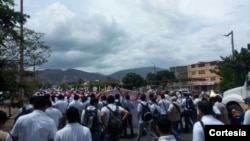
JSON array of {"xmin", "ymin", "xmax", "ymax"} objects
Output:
[{"xmin": 16, "ymin": 0, "xmax": 250, "ymax": 75}]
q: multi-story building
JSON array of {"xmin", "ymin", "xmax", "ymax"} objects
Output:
[
  {"xmin": 169, "ymin": 60, "xmax": 221, "ymax": 92},
  {"xmin": 188, "ymin": 61, "xmax": 221, "ymax": 92}
]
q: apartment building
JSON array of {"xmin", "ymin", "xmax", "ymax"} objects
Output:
[
  {"xmin": 169, "ymin": 60, "xmax": 221, "ymax": 92},
  {"xmin": 188, "ymin": 61, "xmax": 221, "ymax": 92}
]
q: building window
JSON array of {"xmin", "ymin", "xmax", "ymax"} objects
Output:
[
  {"xmin": 199, "ymin": 70, "xmax": 205, "ymax": 74},
  {"xmin": 210, "ymin": 61, "xmax": 217, "ymax": 66},
  {"xmin": 191, "ymin": 65, "xmax": 196, "ymax": 68},
  {"xmin": 198, "ymin": 63, "xmax": 205, "ymax": 67},
  {"xmin": 211, "ymin": 77, "xmax": 216, "ymax": 81},
  {"xmin": 192, "ymin": 71, "xmax": 196, "ymax": 75}
]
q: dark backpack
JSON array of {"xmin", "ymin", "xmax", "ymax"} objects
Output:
[
  {"xmin": 115, "ymin": 100, "xmax": 123, "ymax": 107},
  {"xmin": 186, "ymin": 97, "xmax": 195, "ymax": 110},
  {"xmin": 106, "ymin": 106, "xmax": 123, "ymax": 135},
  {"xmin": 14, "ymin": 106, "xmax": 33, "ymax": 124},
  {"xmin": 152, "ymin": 106, "xmax": 161, "ymax": 120},
  {"xmin": 140, "ymin": 102, "xmax": 152, "ymax": 122},
  {"xmin": 84, "ymin": 108, "xmax": 99, "ymax": 132}
]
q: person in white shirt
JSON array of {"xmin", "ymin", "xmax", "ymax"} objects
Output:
[
  {"xmin": 192, "ymin": 99, "xmax": 224, "ymax": 141},
  {"xmin": 68, "ymin": 94, "xmax": 84, "ymax": 115},
  {"xmin": 136, "ymin": 93, "xmax": 152, "ymax": 141},
  {"xmin": 100, "ymin": 95, "xmax": 129, "ymax": 141},
  {"xmin": 243, "ymin": 97, "xmax": 250, "ymax": 125},
  {"xmin": 158, "ymin": 94, "xmax": 170, "ymax": 116},
  {"xmin": 0, "ymin": 110, "xmax": 11, "ymax": 141},
  {"xmin": 11, "ymin": 96, "xmax": 57, "ymax": 141},
  {"xmin": 54, "ymin": 107, "xmax": 92, "ymax": 141},
  {"xmin": 149, "ymin": 94, "xmax": 161, "ymax": 138},
  {"xmin": 16, "ymin": 96, "xmax": 35, "ymax": 115},
  {"xmin": 45, "ymin": 101, "xmax": 63, "ymax": 129},
  {"xmin": 193, "ymin": 94, "xmax": 201, "ymax": 122},
  {"xmin": 123, "ymin": 94, "xmax": 135, "ymax": 137},
  {"xmin": 54, "ymin": 94, "xmax": 69, "ymax": 129},
  {"xmin": 168, "ymin": 96, "xmax": 181, "ymax": 140},
  {"xmin": 81, "ymin": 97, "xmax": 101, "ymax": 141},
  {"xmin": 155, "ymin": 116, "xmax": 176, "ymax": 141},
  {"xmin": 54, "ymin": 94, "xmax": 68, "ymax": 114}
]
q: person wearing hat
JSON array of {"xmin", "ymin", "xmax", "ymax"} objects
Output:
[{"xmin": 243, "ymin": 96, "xmax": 250, "ymax": 125}]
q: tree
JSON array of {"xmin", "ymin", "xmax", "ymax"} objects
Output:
[
  {"xmin": 155, "ymin": 70, "xmax": 176, "ymax": 86},
  {"xmin": 122, "ymin": 73, "xmax": 146, "ymax": 88},
  {"xmin": 146, "ymin": 70, "xmax": 176, "ymax": 86},
  {"xmin": 22, "ymin": 28, "xmax": 52, "ymax": 81},
  {"xmin": 89, "ymin": 81, "xmax": 105, "ymax": 91},
  {"xmin": 215, "ymin": 44, "xmax": 250, "ymax": 92},
  {"xmin": 0, "ymin": 0, "xmax": 29, "ymax": 46}
]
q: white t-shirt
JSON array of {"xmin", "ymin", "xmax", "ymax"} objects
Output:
[
  {"xmin": 68, "ymin": 100, "xmax": 84, "ymax": 114},
  {"xmin": 243, "ymin": 110, "xmax": 250, "ymax": 125},
  {"xmin": 101, "ymin": 103, "xmax": 124, "ymax": 125},
  {"xmin": 158, "ymin": 135, "xmax": 176, "ymax": 141},
  {"xmin": 54, "ymin": 123, "xmax": 92, "ymax": 141},
  {"xmin": 158, "ymin": 99, "xmax": 170, "ymax": 115},
  {"xmin": 192, "ymin": 115, "xmax": 224, "ymax": 141},
  {"xmin": 45, "ymin": 107, "xmax": 63, "ymax": 127},
  {"xmin": 11, "ymin": 110, "xmax": 57, "ymax": 141},
  {"xmin": 150, "ymin": 103, "xmax": 161, "ymax": 115},
  {"xmin": 54, "ymin": 100, "xmax": 69, "ymax": 114},
  {"xmin": 213, "ymin": 105, "xmax": 221, "ymax": 115}
]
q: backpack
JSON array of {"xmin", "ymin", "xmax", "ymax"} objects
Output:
[
  {"xmin": 152, "ymin": 107, "xmax": 161, "ymax": 120},
  {"xmin": 115, "ymin": 100, "xmax": 123, "ymax": 107},
  {"xmin": 140, "ymin": 102, "xmax": 152, "ymax": 122},
  {"xmin": 84, "ymin": 108, "xmax": 99, "ymax": 132},
  {"xmin": 14, "ymin": 106, "xmax": 33, "ymax": 124},
  {"xmin": 106, "ymin": 105, "xmax": 123, "ymax": 135},
  {"xmin": 186, "ymin": 97, "xmax": 195, "ymax": 110}
]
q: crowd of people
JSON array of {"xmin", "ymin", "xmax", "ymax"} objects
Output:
[{"xmin": 0, "ymin": 86, "xmax": 250, "ymax": 141}]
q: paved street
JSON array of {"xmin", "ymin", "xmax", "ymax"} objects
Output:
[{"xmin": 120, "ymin": 128, "xmax": 192, "ymax": 141}]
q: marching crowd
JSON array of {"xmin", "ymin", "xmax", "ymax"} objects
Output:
[{"xmin": 0, "ymin": 86, "xmax": 250, "ymax": 141}]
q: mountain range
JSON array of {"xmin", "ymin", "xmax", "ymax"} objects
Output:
[{"xmin": 37, "ymin": 67, "xmax": 164, "ymax": 85}]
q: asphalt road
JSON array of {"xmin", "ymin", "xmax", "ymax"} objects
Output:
[{"xmin": 120, "ymin": 129, "xmax": 192, "ymax": 141}]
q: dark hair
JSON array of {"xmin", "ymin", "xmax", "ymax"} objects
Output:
[
  {"xmin": 209, "ymin": 97, "xmax": 217, "ymax": 104},
  {"xmin": 149, "ymin": 93, "xmax": 154, "ymax": 99},
  {"xmin": 101, "ymin": 95, "xmax": 107, "ymax": 100},
  {"xmin": 125, "ymin": 95, "xmax": 130, "ymax": 100},
  {"xmin": 197, "ymin": 100, "xmax": 214, "ymax": 115},
  {"xmin": 194, "ymin": 94, "xmax": 199, "ymax": 98},
  {"xmin": 33, "ymin": 96, "xmax": 49, "ymax": 109},
  {"xmin": 161, "ymin": 94, "xmax": 165, "ymax": 99},
  {"xmin": 47, "ymin": 100, "xmax": 52, "ymax": 107},
  {"xmin": 90, "ymin": 94, "xmax": 95, "ymax": 99},
  {"xmin": 155, "ymin": 116, "xmax": 171, "ymax": 134},
  {"xmin": 215, "ymin": 95, "xmax": 222, "ymax": 102},
  {"xmin": 58, "ymin": 94, "xmax": 64, "ymax": 100},
  {"xmin": 0, "ymin": 110, "xmax": 7, "ymax": 124},
  {"xmin": 107, "ymin": 95, "xmax": 115, "ymax": 104},
  {"xmin": 90, "ymin": 97, "xmax": 99, "ymax": 105},
  {"xmin": 29, "ymin": 96, "xmax": 36, "ymax": 104},
  {"xmin": 66, "ymin": 107, "xmax": 79, "ymax": 123},
  {"xmin": 74, "ymin": 95, "xmax": 79, "ymax": 100},
  {"xmin": 115, "ymin": 93, "xmax": 120, "ymax": 99},
  {"xmin": 140, "ymin": 93, "xmax": 146, "ymax": 101}
]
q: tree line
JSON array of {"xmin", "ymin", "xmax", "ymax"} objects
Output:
[{"xmin": 1, "ymin": 0, "xmax": 250, "ymax": 104}]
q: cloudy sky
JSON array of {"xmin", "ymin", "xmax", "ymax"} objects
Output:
[{"xmin": 14, "ymin": 0, "xmax": 250, "ymax": 75}]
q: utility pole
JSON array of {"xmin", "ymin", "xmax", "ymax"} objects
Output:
[
  {"xmin": 224, "ymin": 30, "xmax": 235, "ymax": 61},
  {"xmin": 151, "ymin": 62, "xmax": 156, "ymax": 85},
  {"xmin": 19, "ymin": 0, "xmax": 24, "ymax": 101}
]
